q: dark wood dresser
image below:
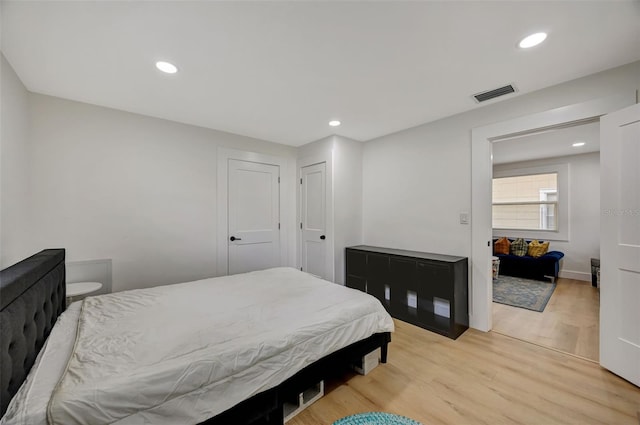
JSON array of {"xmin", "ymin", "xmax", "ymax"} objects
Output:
[{"xmin": 345, "ymin": 245, "xmax": 468, "ymax": 339}]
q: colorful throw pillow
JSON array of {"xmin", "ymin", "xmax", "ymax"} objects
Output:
[
  {"xmin": 528, "ymin": 240, "xmax": 550, "ymax": 258},
  {"xmin": 510, "ymin": 238, "xmax": 528, "ymax": 256},
  {"xmin": 494, "ymin": 237, "xmax": 511, "ymax": 255}
]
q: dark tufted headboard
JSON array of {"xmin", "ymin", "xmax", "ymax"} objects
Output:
[{"xmin": 0, "ymin": 249, "xmax": 66, "ymax": 417}]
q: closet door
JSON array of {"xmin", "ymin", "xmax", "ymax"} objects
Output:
[
  {"xmin": 301, "ymin": 162, "xmax": 330, "ymax": 279},
  {"xmin": 228, "ymin": 159, "xmax": 280, "ymax": 275}
]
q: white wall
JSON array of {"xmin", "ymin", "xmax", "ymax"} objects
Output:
[
  {"xmin": 363, "ymin": 120, "xmax": 472, "ymax": 256},
  {"xmin": 363, "ymin": 60, "xmax": 639, "ymax": 327},
  {"xmin": 493, "ymin": 152, "xmax": 600, "ymax": 281},
  {"xmin": 26, "ymin": 93, "xmax": 296, "ymax": 292},
  {"xmin": 332, "ymin": 135, "xmax": 363, "ymax": 284},
  {"xmin": 5, "ymin": 55, "xmax": 638, "ymax": 300},
  {"xmin": 0, "ymin": 54, "xmax": 31, "ymax": 267}
]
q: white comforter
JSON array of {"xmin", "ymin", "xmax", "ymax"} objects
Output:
[{"xmin": 42, "ymin": 267, "xmax": 393, "ymax": 425}]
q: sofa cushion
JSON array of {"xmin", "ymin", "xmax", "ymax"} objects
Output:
[
  {"xmin": 528, "ymin": 240, "xmax": 550, "ymax": 258},
  {"xmin": 494, "ymin": 237, "xmax": 511, "ymax": 255},
  {"xmin": 510, "ymin": 238, "xmax": 528, "ymax": 256}
]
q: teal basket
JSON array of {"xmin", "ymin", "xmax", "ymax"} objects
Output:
[{"xmin": 333, "ymin": 412, "xmax": 422, "ymax": 425}]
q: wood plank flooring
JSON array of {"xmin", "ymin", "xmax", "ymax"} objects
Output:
[
  {"xmin": 492, "ymin": 278, "xmax": 599, "ymax": 361},
  {"xmin": 288, "ymin": 320, "xmax": 639, "ymax": 425}
]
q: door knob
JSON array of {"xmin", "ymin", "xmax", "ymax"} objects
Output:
[
  {"xmin": 320, "ymin": 235, "xmax": 326, "ymax": 240},
  {"xmin": 230, "ymin": 236, "xmax": 242, "ymax": 241}
]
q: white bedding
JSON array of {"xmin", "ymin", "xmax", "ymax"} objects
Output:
[
  {"xmin": 2, "ymin": 267, "xmax": 393, "ymax": 425},
  {"xmin": 1, "ymin": 302, "xmax": 82, "ymax": 425}
]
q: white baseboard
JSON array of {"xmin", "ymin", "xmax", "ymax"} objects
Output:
[{"xmin": 558, "ymin": 270, "xmax": 591, "ymax": 282}]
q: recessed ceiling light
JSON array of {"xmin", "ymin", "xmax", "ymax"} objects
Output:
[
  {"xmin": 572, "ymin": 142, "xmax": 586, "ymax": 147},
  {"xmin": 519, "ymin": 32, "xmax": 547, "ymax": 49},
  {"xmin": 329, "ymin": 120, "xmax": 341, "ymax": 127},
  {"xmin": 156, "ymin": 61, "xmax": 178, "ymax": 74}
]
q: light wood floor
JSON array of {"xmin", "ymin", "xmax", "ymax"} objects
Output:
[
  {"xmin": 289, "ymin": 320, "xmax": 640, "ymax": 425},
  {"xmin": 492, "ymin": 278, "xmax": 600, "ymax": 361}
]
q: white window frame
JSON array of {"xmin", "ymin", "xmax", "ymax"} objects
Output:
[
  {"xmin": 539, "ymin": 188, "xmax": 557, "ymax": 231},
  {"xmin": 492, "ymin": 173, "xmax": 558, "ymax": 232},
  {"xmin": 492, "ymin": 163, "xmax": 569, "ymax": 241}
]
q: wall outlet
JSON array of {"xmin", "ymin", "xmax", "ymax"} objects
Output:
[{"xmin": 460, "ymin": 212, "xmax": 469, "ymax": 225}]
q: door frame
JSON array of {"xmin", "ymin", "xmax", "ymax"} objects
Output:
[
  {"xmin": 470, "ymin": 93, "xmax": 635, "ymax": 332},
  {"xmin": 298, "ymin": 153, "xmax": 334, "ymax": 282},
  {"xmin": 217, "ymin": 148, "xmax": 290, "ymax": 276}
]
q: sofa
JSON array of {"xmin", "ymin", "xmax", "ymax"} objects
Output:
[{"xmin": 493, "ymin": 239, "xmax": 564, "ymax": 282}]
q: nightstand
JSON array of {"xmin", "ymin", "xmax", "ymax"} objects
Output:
[{"xmin": 66, "ymin": 281, "xmax": 102, "ymax": 304}]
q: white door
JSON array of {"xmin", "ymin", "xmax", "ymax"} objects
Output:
[
  {"xmin": 600, "ymin": 102, "xmax": 640, "ymax": 387},
  {"xmin": 228, "ymin": 159, "xmax": 280, "ymax": 275},
  {"xmin": 301, "ymin": 162, "xmax": 329, "ymax": 278}
]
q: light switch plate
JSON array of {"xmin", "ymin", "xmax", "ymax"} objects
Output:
[{"xmin": 460, "ymin": 212, "xmax": 469, "ymax": 224}]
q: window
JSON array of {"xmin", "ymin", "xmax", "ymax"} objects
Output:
[{"xmin": 492, "ymin": 173, "xmax": 558, "ymax": 231}]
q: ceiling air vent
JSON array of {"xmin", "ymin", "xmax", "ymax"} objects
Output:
[{"xmin": 473, "ymin": 84, "xmax": 516, "ymax": 103}]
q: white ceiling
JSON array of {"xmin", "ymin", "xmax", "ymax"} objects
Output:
[
  {"xmin": 2, "ymin": 1, "xmax": 639, "ymax": 146},
  {"xmin": 492, "ymin": 121, "xmax": 600, "ymax": 165}
]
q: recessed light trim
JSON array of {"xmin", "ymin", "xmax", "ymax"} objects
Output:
[
  {"xmin": 156, "ymin": 61, "xmax": 178, "ymax": 74},
  {"xmin": 329, "ymin": 120, "xmax": 341, "ymax": 127},
  {"xmin": 519, "ymin": 32, "xmax": 547, "ymax": 49},
  {"xmin": 572, "ymin": 142, "xmax": 586, "ymax": 147}
]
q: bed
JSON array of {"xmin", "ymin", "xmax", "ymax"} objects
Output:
[{"xmin": 0, "ymin": 249, "xmax": 393, "ymax": 425}]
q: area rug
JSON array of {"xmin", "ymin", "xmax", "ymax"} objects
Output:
[
  {"xmin": 493, "ymin": 275, "xmax": 556, "ymax": 312},
  {"xmin": 333, "ymin": 412, "xmax": 422, "ymax": 425}
]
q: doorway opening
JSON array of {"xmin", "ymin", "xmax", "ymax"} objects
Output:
[
  {"xmin": 490, "ymin": 121, "xmax": 601, "ymax": 361},
  {"xmin": 470, "ymin": 94, "xmax": 634, "ymax": 332}
]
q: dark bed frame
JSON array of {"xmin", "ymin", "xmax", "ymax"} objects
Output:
[{"xmin": 0, "ymin": 249, "xmax": 391, "ymax": 424}]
